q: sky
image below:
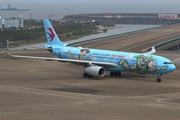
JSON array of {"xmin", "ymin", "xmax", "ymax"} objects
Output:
[
  {"xmin": 2, "ymin": 0, "xmax": 180, "ymax": 10},
  {"xmin": 1, "ymin": 0, "xmax": 180, "ymax": 9},
  {"xmin": 1, "ymin": 0, "xmax": 180, "ymax": 20},
  {"xmin": 2, "ymin": 0, "xmax": 180, "ymax": 4}
]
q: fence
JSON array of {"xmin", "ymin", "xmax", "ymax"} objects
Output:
[
  {"xmin": 156, "ymin": 38, "xmax": 180, "ymax": 51},
  {"xmin": 145, "ymin": 38, "xmax": 180, "ymax": 51}
]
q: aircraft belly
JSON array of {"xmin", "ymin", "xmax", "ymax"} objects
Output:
[
  {"xmin": 105, "ymin": 67, "xmax": 128, "ymax": 71},
  {"xmin": 52, "ymin": 50, "xmax": 59, "ymax": 57}
]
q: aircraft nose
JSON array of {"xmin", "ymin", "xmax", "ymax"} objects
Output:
[{"xmin": 169, "ymin": 64, "xmax": 176, "ymax": 72}]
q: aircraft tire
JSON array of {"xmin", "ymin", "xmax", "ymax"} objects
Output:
[
  {"xmin": 156, "ymin": 78, "xmax": 161, "ymax": 82},
  {"xmin": 114, "ymin": 72, "xmax": 117, "ymax": 76},
  {"xmin": 88, "ymin": 75, "xmax": 93, "ymax": 78},
  {"xmin": 84, "ymin": 73, "xmax": 94, "ymax": 78},
  {"xmin": 110, "ymin": 71, "xmax": 121, "ymax": 76},
  {"xmin": 110, "ymin": 71, "xmax": 114, "ymax": 76},
  {"xmin": 83, "ymin": 73, "xmax": 88, "ymax": 77},
  {"xmin": 118, "ymin": 72, "xmax": 121, "ymax": 76}
]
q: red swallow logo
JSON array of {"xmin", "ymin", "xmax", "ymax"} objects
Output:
[{"xmin": 47, "ymin": 28, "xmax": 55, "ymax": 42}]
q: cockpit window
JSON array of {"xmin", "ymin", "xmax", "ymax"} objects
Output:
[{"xmin": 164, "ymin": 62, "xmax": 172, "ymax": 64}]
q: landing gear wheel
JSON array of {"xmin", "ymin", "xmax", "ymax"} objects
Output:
[
  {"xmin": 110, "ymin": 71, "xmax": 121, "ymax": 77},
  {"xmin": 114, "ymin": 72, "xmax": 117, "ymax": 76},
  {"xmin": 156, "ymin": 78, "xmax": 161, "ymax": 82},
  {"xmin": 110, "ymin": 71, "xmax": 114, "ymax": 76},
  {"xmin": 83, "ymin": 73, "xmax": 94, "ymax": 78},
  {"xmin": 88, "ymin": 75, "xmax": 94, "ymax": 78},
  {"xmin": 83, "ymin": 73, "xmax": 87, "ymax": 77},
  {"xmin": 117, "ymin": 72, "xmax": 121, "ymax": 76},
  {"xmin": 156, "ymin": 74, "xmax": 162, "ymax": 82}
]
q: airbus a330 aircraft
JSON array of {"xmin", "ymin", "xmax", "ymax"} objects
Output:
[{"xmin": 6, "ymin": 19, "xmax": 176, "ymax": 82}]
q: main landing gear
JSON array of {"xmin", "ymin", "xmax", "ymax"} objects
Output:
[
  {"xmin": 156, "ymin": 74, "xmax": 162, "ymax": 82},
  {"xmin": 83, "ymin": 73, "xmax": 94, "ymax": 78},
  {"xmin": 110, "ymin": 71, "xmax": 121, "ymax": 76}
]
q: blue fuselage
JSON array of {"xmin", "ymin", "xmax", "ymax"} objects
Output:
[{"xmin": 51, "ymin": 45, "xmax": 176, "ymax": 75}]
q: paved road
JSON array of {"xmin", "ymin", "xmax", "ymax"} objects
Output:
[{"xmin": 0, "ymin": 24, "xmax": 180, "ymax": 120}]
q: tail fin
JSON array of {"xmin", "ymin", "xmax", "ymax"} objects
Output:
[{"xmin": 43, "ymin": 19, "xmax": 65, "ymax": 46}]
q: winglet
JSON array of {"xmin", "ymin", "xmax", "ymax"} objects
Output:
[{"xmin": 4, "ymin": 51, "xmax": 13, "ymax": 57}]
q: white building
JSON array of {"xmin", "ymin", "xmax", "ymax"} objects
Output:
[
  {"xmin": 4, "ymin": 14, "xmax": 24, "ymax": 29},
  {"xmin": 158, "ymin": 14, "xmax": 177, "ymax": 19},
  {"xmin": 4, "ymin": 18, "xmax": 23, "ymax": 29}
]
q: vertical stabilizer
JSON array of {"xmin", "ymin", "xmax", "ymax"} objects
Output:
[{"xmin": 43, "ymin": 19, "xmax": 65, "ymax": 46}]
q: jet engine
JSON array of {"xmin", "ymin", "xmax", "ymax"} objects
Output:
[{"xmin": 84, "ymin": 66, "xmax": 105, "ymax": 77}]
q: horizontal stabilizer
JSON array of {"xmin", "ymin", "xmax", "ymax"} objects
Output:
[{"xmin": 143, "ymin": 46, "xmax": 156, "ymax": 55}]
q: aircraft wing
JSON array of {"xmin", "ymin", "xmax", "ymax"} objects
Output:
[
  {"xmin": 143, "ymin": 46, "xmax": 156, "ymax": 55},
  {"xmin": 5, "ymin": 52, "xmax": 118, "ymax": 68}
]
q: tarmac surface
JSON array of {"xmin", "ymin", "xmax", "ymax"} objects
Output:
[{"xmin": 0, "ymin": 24, "xmax": 180, "ymax": 120}]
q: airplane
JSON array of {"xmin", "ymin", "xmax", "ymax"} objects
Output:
[{"xmin": 5, "ymin": 19, "xmax": 176, "ymax": 82}]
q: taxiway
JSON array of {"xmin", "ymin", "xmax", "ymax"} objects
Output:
[{"xmin": 0, "ymin": 24, "xmax": 180, "ymax": 120}]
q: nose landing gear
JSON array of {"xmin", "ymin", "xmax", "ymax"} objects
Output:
[{"xmin": 156, "ymin": 74, "xmax": 162, "ymax": 82}]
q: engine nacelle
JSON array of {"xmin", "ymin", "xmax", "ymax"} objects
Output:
[{"xmin": 84, "ymin": 66, "xmax": 105, "ymax": 77}]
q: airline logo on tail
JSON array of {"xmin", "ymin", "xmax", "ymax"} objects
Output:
[{"xmin": 47, "ymin": 28, "xmax": 55, "ymax": 41}]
